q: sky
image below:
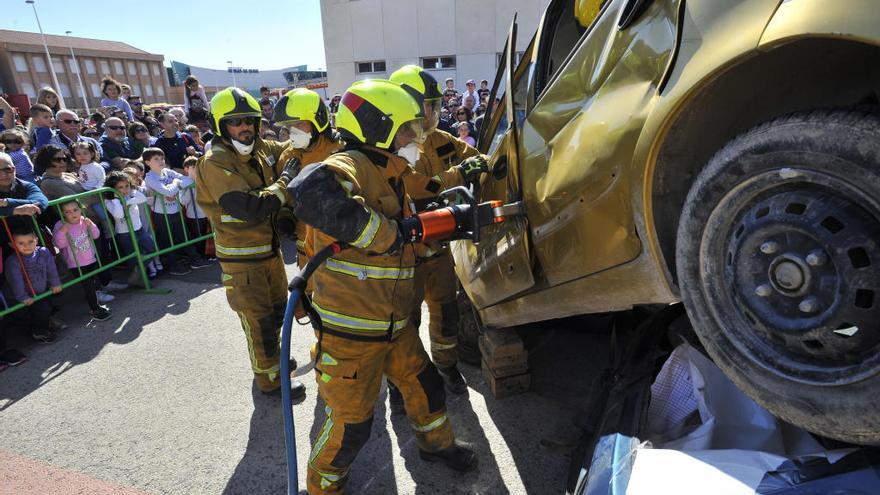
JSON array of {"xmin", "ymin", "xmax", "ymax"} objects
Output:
[{"xmin": 2, "ymin": 0, "xmax": 327, "ymax": 70}]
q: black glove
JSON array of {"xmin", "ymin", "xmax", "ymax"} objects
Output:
[
  {"xmin": 280, "ymin": 157, "xmax": 302, "ymax": 183},
  {"xmin": 275, "ymin": 206, "xmax": 297, "ymax": 240},
  {"xmin": 386, "ymin": 217, "xmax": 423, "ymax": 255},
  {"xmin": 457, "ymin": 155, "xmax": 489, "ymax": 182}
]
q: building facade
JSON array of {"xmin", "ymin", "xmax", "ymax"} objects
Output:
[
  {"xmin": 0, "ymin": 29, "xmax": 169, "ymax": 110},
  {"xmin": 169, "ymin": 61, "xmax": 328, "ymax": 99},
  {"xmin": 320, "ymin": 0, "xmax": 551, "ymax": 97}
]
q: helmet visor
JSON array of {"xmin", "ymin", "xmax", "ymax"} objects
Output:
[
  {"xmin": 422, "ymin": 99, "xmax": 441, "ymax": 135},
  {"xmin": 398, "ymin": 118, "xmax": 426, "ymax": 147}
]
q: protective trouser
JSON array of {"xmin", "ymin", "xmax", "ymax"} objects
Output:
[
  {"xmin": 307, "ymin": 325, "xmax": 453, "ymax": 494},
  {"xmin": 411, "ymin": 250, "xmax": 460, "ymax": 368},
  {"xmin": 220, "ymin": 254, "xmax": 288, "ymax": 392}
]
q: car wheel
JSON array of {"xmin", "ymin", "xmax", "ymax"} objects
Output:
[{"xmin": 676, "ymin": 109, "xmax": 880, "ymax": 445}]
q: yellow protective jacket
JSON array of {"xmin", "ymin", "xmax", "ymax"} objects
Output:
[
  {"xmin": 277, "ymin": 132, "xmax": 344, "ymax": 257},
  {"xmin": 289, "ymin": 146, "xmax": 420, "ymax": 341},
  {"xmin": 409, "ymin": 129, "xmax": 480, "ymax": 207},
  {"xmin": 195, "ymin": 137, "xmax": 290, "ymax": 262}
]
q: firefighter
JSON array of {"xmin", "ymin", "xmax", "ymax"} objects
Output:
[
  {"xmin": 389, "ymin": 64, "xmax": 488, "ymax": 397},
  {"xmin": 288, "ymin": 79, "xmax": 481, "ymax": 494},
  {"xmin": 273, "ymin": 88, "xmax": 344, "ymax": 269},
  {"xmin": 194, "ymin": 87, "xmax": 305, "ymax": 400}
]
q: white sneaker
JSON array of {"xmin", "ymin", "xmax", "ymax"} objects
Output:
[
  {"xmin": 103, "ymin": 281, "xmax": 129, "ymax": 292},
  {"xmin": 96, "ymin": 290, "xmax": 115, "ymax": 303}
]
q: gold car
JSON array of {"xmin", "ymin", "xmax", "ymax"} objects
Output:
[{"xmin": 455, "ymin": 0, "xmax": 880, "ymax": 444}]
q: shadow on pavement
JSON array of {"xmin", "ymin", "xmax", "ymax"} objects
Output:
[{"xmin": 0, "ymin": 265, "xmax": 218, "ymax": 411}]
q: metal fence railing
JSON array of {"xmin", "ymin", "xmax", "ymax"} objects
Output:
[{"xmin": 1, "ymin": 184, "xmax": 212, "ymax": 318}]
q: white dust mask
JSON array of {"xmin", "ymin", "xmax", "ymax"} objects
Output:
[
  {"xmin": 289, "ymin": 127, "xmax": 312, "ymax": 149},
  {"xmin": 396, "ymin": 142, "xmax": 420, "ymax": 165},
  {"xmin": 231, "ymin": 139, "xmax": 254, "ymax": 155}
]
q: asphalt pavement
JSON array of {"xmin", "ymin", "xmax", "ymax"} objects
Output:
[{"xmin": 0, "ymin": 251, "xmax": 572, "ymax": 494}]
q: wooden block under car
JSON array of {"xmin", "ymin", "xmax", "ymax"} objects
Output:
[
  {"xmin": 480, "ymin": 328, "xmax": 525, "ymax": 359},
  {"xmin": 479, "ymin": 336, "xmax": 529, "ymax": 376},
  {"xmin": 482, "ymin": 359, "xmax": 531, "ymax": 398}
]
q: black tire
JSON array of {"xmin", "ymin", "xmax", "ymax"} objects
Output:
[{"xmin": 677, "ymin": 109, "xmax": 880, "ymax": 445}]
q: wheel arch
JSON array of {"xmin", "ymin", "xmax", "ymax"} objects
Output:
[{"xmin": 651, "ymin": 37, "xmax": 880, "ymax": 285}]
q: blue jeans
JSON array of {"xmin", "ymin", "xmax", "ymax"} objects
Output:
[{"xmin": 115, "ymin": 228, "xmax": 156, "ymax": 266}]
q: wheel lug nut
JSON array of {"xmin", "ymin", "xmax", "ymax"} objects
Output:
[
  {"xmin": 760, "ymin": 241, "xmax": 779, "ymax": 255},
  {"xmin": 799, "ymin": 297, "xmax": 820, "ymax": 314},
  {"xmin": 806, "ymin": 250, "xmax": 827, "ymax": 266},
  {"xmin": 755, "ymin": 284, "xmax": 773, "ymax": 297}
]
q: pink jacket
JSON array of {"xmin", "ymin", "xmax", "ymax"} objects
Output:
[{"xmin": 53, "ymin": 219, "xmax": 100, "ymax": 269}]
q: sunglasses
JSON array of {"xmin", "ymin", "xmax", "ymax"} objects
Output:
[
  {"xmin": 225, "ymin": 116, "xmax": 257, "ymax": 127},
  {"xmin": 130, "ymin": 102, "xmax": 143, "ymax": 106},
  {"xmin": 133, "ymin": 128, "xmax": 148, "ymax": 133},
  {"xmin": 106, "ymin": 125, "xmax": 126, "ymax": 131},
  {"xmin": 61, "ymin": 119, "xmax": 82, "ymax": 124},
  {"xmin": 1, "ymin": 139, "xmax": 23, "ymax": 145},
  {"xmin": 52, "ymin": 155, "xmax": 70, "ymax": 162}
]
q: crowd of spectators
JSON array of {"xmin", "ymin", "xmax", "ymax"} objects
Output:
[
  {"xmin": 0, "ymin": 73, "xmax": 497, "ymax": 371},
  {"xmin": 0, "ymin": 75, "xmax": 217, "ymax": 370}
]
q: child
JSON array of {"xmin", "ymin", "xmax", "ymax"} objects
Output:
[
  {"xmin": 104, "ymin": 171, "xmax": 159, "ymax": 279},
  {"xmin": 0, "ymin": 129, "xmax": 35, "ymax": 182},
  {"xmin": 3, "ymin": 227, "xmax": 62, "ymax": 343},
  {"xmin": 99, "ymin": 77, "xmax": 133, "ymax": 122},
  {"xmin": 52, "ymin": 201, "xmax": 112, "ymax": 321},
  {"xmin": 179, "ymin": 157, "xmax": 212, "ymax": 260},
  {"xmin": 72, "ymin": 141, "xmax": 106, "ymax": 192},
  {"xmin": 26, "ymin": 104, "xmax": 55, "ymax": 153},
  {"xmin": 142, "ymin": 148, "xmax": 209, "ymax": 275}
]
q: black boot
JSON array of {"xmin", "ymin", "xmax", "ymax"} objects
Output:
[
  {"xmin": 438, "ymin": 365, "xmax": 467, "ymax": 394},
  {"xmin": 419, "ymin": 440, "xmax": 477, "ymax": 472},
  {"xmin": 267, "ymin": 380, "xmax": 306, "ymax": 401},
  {"xmin": 388, "ymin": 381, "xmax": 406, "ymax": 416}
]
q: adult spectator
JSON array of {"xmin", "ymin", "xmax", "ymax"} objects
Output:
[
  {"xmin": 127, "ymin": 122, "xmax": 153, "ymax": 157},
  {"xmin": 128, "ymin": 96, "xmax": 150, "ymax": 126},
  {"xmin": 51, "ymin": 109, "xmax": 104, "ymax": 162},
  {"xmin": 168, "ymin": 108, "xmax": 188, "ymax": 127},
  {"xmin": 259, "ymin": 99, "xmax": 274, "ymax": 124},
  {"xmin": 37, "ymin": 87, "xmax": 62, "ymax": 114},
  {"xmin": 183, "ymin": 76, "xmax": 210, "ymax": 123},
  {"xmin": 443, "ymin": 78, "xmax": 460, "ymax": 108},
  {"xmin": 34, "ymin": 145, "xmax": 82, "ymax": 199},
  {"xmin": 154, "ymin": 113, "xmax": 202, "ymax": 171},
  {"xmin": 328, "ymin": 93, "xmax": 342, "ymax": 114},
  {"xmin": 462, "ymin": 80, "xmax": 480, "ymax": 111},
  {"xmin": 99, "ymin": 117, "xmax": 138, "ymax": 169},
  {"xmin": 100, "ymin": 77, "xmax": 134, "ymax": 122},
  {"xmin": 0, "ymin": 150, "xmax": 48, "ymax": 262},
  {"xmin": 452, "ymin": 105, "xmax": 474, "ymax": 130},
  {"xmin": 477, "ymin": 80, "xmax": 490, "ymax": 101}
]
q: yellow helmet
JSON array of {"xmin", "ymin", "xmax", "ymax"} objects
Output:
[
  {"xmin": 335, "ymin": 79, "xmax": 424, "ymax": 150},
  {"xmin": 207, "ymin": 87, "xmax": 262, "ymax": 137},
  {"xmin": 273, "ymin": 88, "xmax": 330, "ymax": 132},
  {"xmin": 390, "ymin": 65, "xmax": 442, "ymax": 135}
]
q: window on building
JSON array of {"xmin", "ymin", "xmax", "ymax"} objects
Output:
[
  {"xmin": 100, "ymin": 60, "xmax": 111, "ymax": 75},
  {"xmin": 68, "ymin": 58, "xmax": 79, "ymax": 73},
  {"xmin": 33, "ymin": 56, "xmax": 47, "ymax": 72},
  {"xmin": 127, "ymin": 61, "xmax": 137, "ymax": 75},
  {"xmin": 85, "ymin": 59, "xmax": 96, "ymax": 74},
  {"xmin": 12, "ymin": 54, "xmax": 28, "ymax": 72},
  {"xmin": 145, "ymin": 84, "xmax": 154, "ymax": 97},
  {"xmin": 152, "ymin": 63, "xmax": 160, "ymax": 76},
  {"xmin": 90, "ymin": 83, "xmax": 101, "ymax": 97},
  {"xmin": 114, "ymin": 61, "xmax": 124, "ymax": 74},
  {"xmin": 139, "ymin": 62, "xmax": 149, "ymax": 76},
  {"xmin": 356, "ymin": 61, "xmax": 386, "ymax": 74},
  {"xmin": 133, "ymin": 84, "xmax": 141, "ymax": 96},
  {"xmin": 421, "ymin": 56, "xmax": 456, "ymax": 70},
  {"xmin": 157, "ymin": 85, "xmax": 165, "ymax": 97},
  {"xmin": 51, "ymin": 57, "xmax": 64, "ymax": 73},
  {"xmin": 20, "ymin": 83, "xmax": 36, "ymax": 98},
  {"xmin": 59, "ymin": 83, "xmax": 72, "ymax": 98}
]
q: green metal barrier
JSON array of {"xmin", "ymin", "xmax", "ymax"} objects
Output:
[
  {"xmin": 0, "ymin": 184, "xmax": 212, "ymax": 318},
  {"xmin": 143, "ymin": 182, "xmax": 213, "ymax": 264}
]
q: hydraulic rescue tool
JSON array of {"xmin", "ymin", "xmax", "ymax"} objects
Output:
[{"xmin": 279, "ymin": 186, "xmax": 522, "ymax": 494}]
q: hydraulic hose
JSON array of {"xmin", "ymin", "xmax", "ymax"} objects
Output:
[{"xmin": 280, "ymin": 242, "xmax": 347, "ymax": 495}]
